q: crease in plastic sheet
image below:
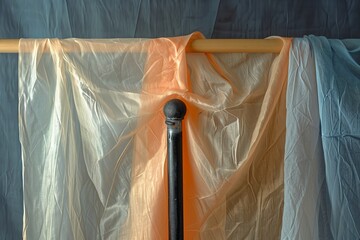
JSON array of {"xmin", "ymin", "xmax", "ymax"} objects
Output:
[{"xmin": 18, "ymin": 33, "xmax": 291, "ymax": 239}]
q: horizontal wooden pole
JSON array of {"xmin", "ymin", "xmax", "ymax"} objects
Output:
[
  {"xmin": 0, "ymin": 39, "xmax": 19, "ymax": 53},
  {"xmin": 0, "ymin": 38, "xmax": 283, "ymax": 53},
  {"xmin": 187, "ymin": 39, "xmax": 283, "ymax": 53}
]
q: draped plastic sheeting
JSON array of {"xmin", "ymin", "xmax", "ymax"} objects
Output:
[
  {"xmin": 282, "ymin": 37, "xmax": 360, "ymax": 240},
  {"xmin": 18, "ymin": 34, "xmax": 291, "ymax": 239},
  {"xmin": 281, "ymin": 38, "xmax": 331, "ymax": 240},
  {"xmin": 309, "ymin": 36, "xmax": 360, "ymax": 239}
]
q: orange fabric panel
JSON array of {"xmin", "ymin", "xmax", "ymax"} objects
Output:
[{"xmin": 128, "ymin": 34, "xmax": 291, "ymax": 239}]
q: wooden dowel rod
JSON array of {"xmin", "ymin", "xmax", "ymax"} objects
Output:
[
  {"xmin": 188, "ymin": 39, "xmax": 283, "ymax": 53},
  {"xmin": 0, "ymin": 39, "xmax": 19, "ymax": 53},
  {"xmin": 0, "ymin": 38, "xmax": 283, "ymax": 53}
]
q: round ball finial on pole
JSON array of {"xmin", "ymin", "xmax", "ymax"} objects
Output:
[{"xmin": 163, "ymin": 99, "xmax": 187, "ymax": 121}]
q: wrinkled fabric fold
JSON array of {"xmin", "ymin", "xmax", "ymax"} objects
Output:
[
  {"xmin": 282, "ymin": 36, "xmax": 360, "ymax": 240},
  {"xmin": 281, "ymin": 38, "xmax": 332, "ymax": 240},
  {"xmin": 19, "ymin": 35, "xmax": 291, "ymax": 239}
]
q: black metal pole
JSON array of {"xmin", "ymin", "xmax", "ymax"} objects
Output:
[{"xmin": 164, "ymin": 99, "xmax": 186, "ymax": 240}]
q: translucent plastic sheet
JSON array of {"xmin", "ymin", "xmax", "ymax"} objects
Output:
[
  {"xmin": 19, "ymin": 34, "xmax": 291, "ymax": 239},
  {"xmin": 282, "ymin": 37, "xmax": 360, "ymax": 240},
  {"xmin": 281, "ymin": 38, "xmax": 331, "ymax": 240}
]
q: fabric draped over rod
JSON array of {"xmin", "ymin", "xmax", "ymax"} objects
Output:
[
  {"xmin": 18, "ymin": 33, "xmax": 360, "ymax": 239},
  {"xmin": 282, "ymin": 37, "xmax": 360, "ymax": 240}
]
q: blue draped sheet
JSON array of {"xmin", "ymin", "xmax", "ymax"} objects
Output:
[
  {"xmin": 311, "ymin": 36, "xmax": 360, "ymax": 239},
  {"xmin": 283, "ymin": 37, "xmax": 360, "ymax": 239}
]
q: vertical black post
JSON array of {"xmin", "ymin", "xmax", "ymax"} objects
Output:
[{"xmin": 164, "ymin": 99, "xmax": 186, "ymax": 240}]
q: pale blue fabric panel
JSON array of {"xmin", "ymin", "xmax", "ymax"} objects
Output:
[
  {"xmin": 282, "ymin": 38, "xmax": 332, "ymax": 240},
  {"xmin": 309, "ymin": 36, "xmax": 360, "ymax": 240}
]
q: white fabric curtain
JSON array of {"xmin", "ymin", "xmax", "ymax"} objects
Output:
[{"xmin": 281, "ymin": 38, "xmax": 327, "ymax": 240}]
